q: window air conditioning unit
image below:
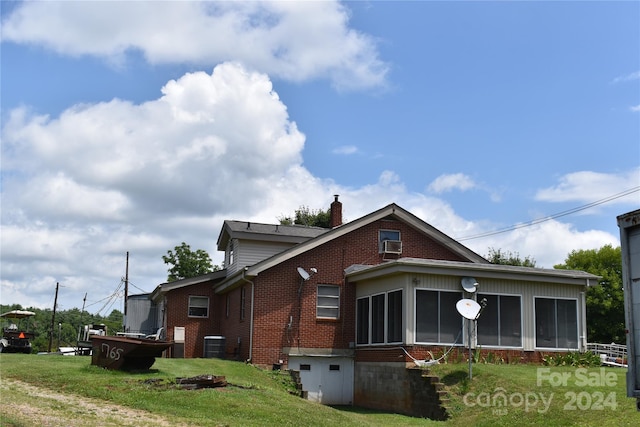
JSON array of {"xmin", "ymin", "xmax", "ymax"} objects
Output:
[{"xmin": 383, "ymin": 240, "xmax": 402, "ymax": 254}]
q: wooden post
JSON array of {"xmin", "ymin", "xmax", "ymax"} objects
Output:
[
  {"xmin": 48, "ymin": 282, "xmax": 59, "ymax": 353},
  {"xmin": 123, "ymin": 251, "xmax": 129, "ymax": 332}
]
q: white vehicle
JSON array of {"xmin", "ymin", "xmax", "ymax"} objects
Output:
[
  {"xmin": 618, "ymin": 209, "xmax": 640, "ymax": 411},
  {"xmin": 76, "ymin": 324, "xmax": 107, "ymax": 356},
  {"xmin": 0, "ymin": 310, "xmax": 36, "ymax": 354}
]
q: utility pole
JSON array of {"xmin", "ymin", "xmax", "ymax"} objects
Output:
[
  {"xmin": 123, "ymin": 251, "xmax": 129, "ymax": 332},
  {"xmin": 77, "ymin": 293, "xmax": 87, "ymax": 345},
  {"xmin": 48, "ymin": 282, "xmax": 59, "ymax": 353}
]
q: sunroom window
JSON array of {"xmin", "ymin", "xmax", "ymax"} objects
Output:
[
  {"xmin": 356, "ymin": 289, "xmax": 403, "ymax": 345},
  {"xmin": 477, "ymin": 294, "xmax": 522, "ymax": 347},
  {"xmin": 535, "ymin": 298, "xmax": 578, "ymax": 349},
  {"xmin": 415, "ymin": 290, "xmax": 461, "ymax": 344}
]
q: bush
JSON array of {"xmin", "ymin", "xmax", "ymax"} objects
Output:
[{"xmin": 542, "ymin": 351, "xmax": 601, "ymax": 367}]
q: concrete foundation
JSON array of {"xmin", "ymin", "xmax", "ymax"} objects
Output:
[{"xmin": 354, "ymin": 362, "xmax": 448, "ymax": 420}]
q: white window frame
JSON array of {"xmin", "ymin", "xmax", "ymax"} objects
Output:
[
  {"xmin": 356, "ymin": 297, "xmax": 369, "ymax": 345},
  {"xmin": 316, "ymin": 285, "xmax": 340, "ymax": 319},
  {"xmin": 386, "ymin": 289, "xmax": 404, "ymax": 344},
  {"xmin": 371, "ymin": 292, "xmax": 386, "ymax": 344},
  {"xmin": 476, "ymin": 293, "xmax": 523, "ymax": 349},
  {"xmin": 188, "ymin": 295, "xmax": 209, "ymax": 318},
  {"xmin": 534, "ymin": 296, "xmax": 579, "ymax": 350},
  {"xmin": 356, "ymin": 288, "xmax": 404, "ymax": 346},
  {"xmin": 378, "ymin": 229, "xmax": 401, "ymax": 253},
  {"xmin": 227, "ymin": 240, "xmax": 235, "ymax": 267},
  {"xmin": 414, "ymin": 289, "xmax": 463, "ymax": 345}
]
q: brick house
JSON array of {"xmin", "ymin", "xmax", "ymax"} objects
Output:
[{"xmin": 145, "ymin": 196, "xmax": 598, "ymax": 409}]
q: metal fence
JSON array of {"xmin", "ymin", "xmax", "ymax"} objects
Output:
[{"xmin": 587, "ymin": 342, "xmax": 628, "ymax": 367}]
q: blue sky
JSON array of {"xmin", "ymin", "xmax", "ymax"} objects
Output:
[{"xmin": 1, "ymin": 1, "xmax": 638, "ymax": 311}]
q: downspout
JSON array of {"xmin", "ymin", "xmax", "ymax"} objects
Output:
[
  {"xmin": 241, "ymin": 267, "xmax": 255, "ymax": 363},
  {"xmin": 580, "ymin": 291, "xmax": 587, "ymax": 351},
  {"xmin": 580, "ymin": 278, "xmax": 590, "ymax": 351}
]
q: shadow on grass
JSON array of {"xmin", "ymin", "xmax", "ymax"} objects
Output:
[
  {"xmin": 329, "ymin": 405, "xmax": 397, "ymax": 416},
  {"xmin": 439, "ymin": 369, "xmax": 469, "ymax": 386},
  {"xmin": 82, "ymin": 364, "xmax": 162, "ymax": 375}
]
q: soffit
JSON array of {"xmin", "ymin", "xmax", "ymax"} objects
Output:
[{"xmin": 345, "ymin": 258, "xmax": 600, "ymax": 286}]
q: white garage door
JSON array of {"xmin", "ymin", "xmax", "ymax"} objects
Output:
[{"xmin": 289, "ymin": 356, "xmax": 353, "ymax": 405}]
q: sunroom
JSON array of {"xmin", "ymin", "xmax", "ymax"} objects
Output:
[{"xmin": 347, "ymin": 258, "xmax": 598, "ymax": 357}]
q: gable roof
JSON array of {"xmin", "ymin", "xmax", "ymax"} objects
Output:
[
  {"xmin": 151, "ymin": 269, "xmax": 227, "ymax": 303},
  {"xmin": 217, "ymin": 220, "xmax": 329, "ymax": 250},
  {"xmin": 215, "ymin": 203, "xmax": 488, "ymax": 292}
]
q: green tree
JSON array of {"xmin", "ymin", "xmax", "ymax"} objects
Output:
[
  {"xmin": 554, "ymin": 245, "xmax": 624, "ymax": 344},
  {"xmin": 278, "ymin": 206, "xmax": 331, "ymax": 228},
  {"xmin": 95, "ymin": 310, "xmax": 124, "ymax": 336},
  {"xmin": 162, "ymin": 242, "xmax": 215, "ymax": 282},
  {"xmin": 1, "ymin": 304, "xmax": 124, "ymax": 352},
  {"xmin": 485, "ymin": 247, "xmax": 537, "ymax": 267}
]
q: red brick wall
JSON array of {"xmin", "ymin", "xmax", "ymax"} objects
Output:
[
  {"xmin": 164, "ymin": 281, "xmax": 220, "ymax": 358},
  {"xmin": 247, "ymin": 218, "xmax": 471, "ymax": 366},
  {"xmin": 163, "ymin": 217, "xmax": 473, "ymax": 363},
  {"xmin": 218, "ymin": 285, "xmax": 252, "ymax": 361}
]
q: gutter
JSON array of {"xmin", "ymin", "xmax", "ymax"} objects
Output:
[{"xmin": 345, "ymin": 258, "xmax": 600, "ymax": 285}]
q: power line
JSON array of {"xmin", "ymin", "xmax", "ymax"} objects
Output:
[
  {"xmin": 127, "ymin": 281, "xmax": 150, "ymax": 294},
  {"xmin": 85, "ymin": 280, "xmax": 123, "ymax": 316},
  {"xmin": 456, "ymin": 186, "xmax": 640, "ymax": 242}
]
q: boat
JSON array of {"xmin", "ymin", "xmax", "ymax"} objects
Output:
[
  {"xmin": 90, "ymin": 335, "xmax": 173, "ymax": 371},
  {"xmin": 88, "ymin": 252, "xmax": 172, "ymax": 370}
]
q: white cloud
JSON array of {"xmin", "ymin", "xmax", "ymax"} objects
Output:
[
  {"xmin": 3, "ymin": 63, "xmax": 305, "ymax": 217},
  {"xmin": 14, "ymin": 172, "xmax": 131, "ymax": 222},
  {"xmin": 332, "ymin": 145, "xmax": 359, "ymax": 155},
  {"xmin": 0, "ymin": 1, "xmax": 388, "ymax": 91},
  {"xmin": 611, "ymin": 70, "xmax": 640, "ymax": 84},
  {"xmin": 0, "ymin": 64, "xmax": 624, "ymax": 310},
  {"xmin": 427, "ymin": 173, "xmax": 476, "ymax": 194},
  {"xmin": 535, "ymin": 169, "xmax": 640, "ymax": 204},
  {"xmin": 461, "ymin": 220, "xmax": 619, "ymax": 268},
  {"xmin": 0, "ymin": 62, "xmax": 311, "ymax": 308},
  {"xmin": 630, "ymin": 105, "xmax": 640, "ymax": 112}
]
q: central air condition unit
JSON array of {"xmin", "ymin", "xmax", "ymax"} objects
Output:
[{"xmin": 383, "ymin": 240, "xmax": 402, "ymax": 254}]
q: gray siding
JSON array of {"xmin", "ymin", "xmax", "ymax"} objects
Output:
[
  {"xmin": 226, "ymin": 238, "xmax": 296, "ymax": 275},
  {"xmin": 355, "ymin": 273, "xmax": 587, "ymax": 352},
  {"xmin": 125, "ymin": 295, "xmax": 157, "ymax": 335}
]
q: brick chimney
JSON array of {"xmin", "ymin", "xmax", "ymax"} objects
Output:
[{"xmin": 330, "ymin": 195, "xmax": 342, "ymax": 228}]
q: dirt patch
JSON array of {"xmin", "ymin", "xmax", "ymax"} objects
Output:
[{"xmin": 0, "ymin": 378, "xmax": 186, "ymax": 427}]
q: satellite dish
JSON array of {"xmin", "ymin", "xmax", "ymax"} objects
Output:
[
  {"xmin": 461, "ymin": 277, "xmax": 479, "ymax": 293},
  {"xmin": 297, "ymin": 267, "xmax": 310, "ymax": 281},
  {"xmin": 456, "ymin": 298, "xmax": 482, "ymax": 320}
]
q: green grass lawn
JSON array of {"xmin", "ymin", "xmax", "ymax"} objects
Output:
[
  {"xmin": 1, "ymin": 354, "xmax": 639, "ymax": 426},
  {"xmin": 429, "ymin": 362, "xmax": 639, "ymax": 426}
]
